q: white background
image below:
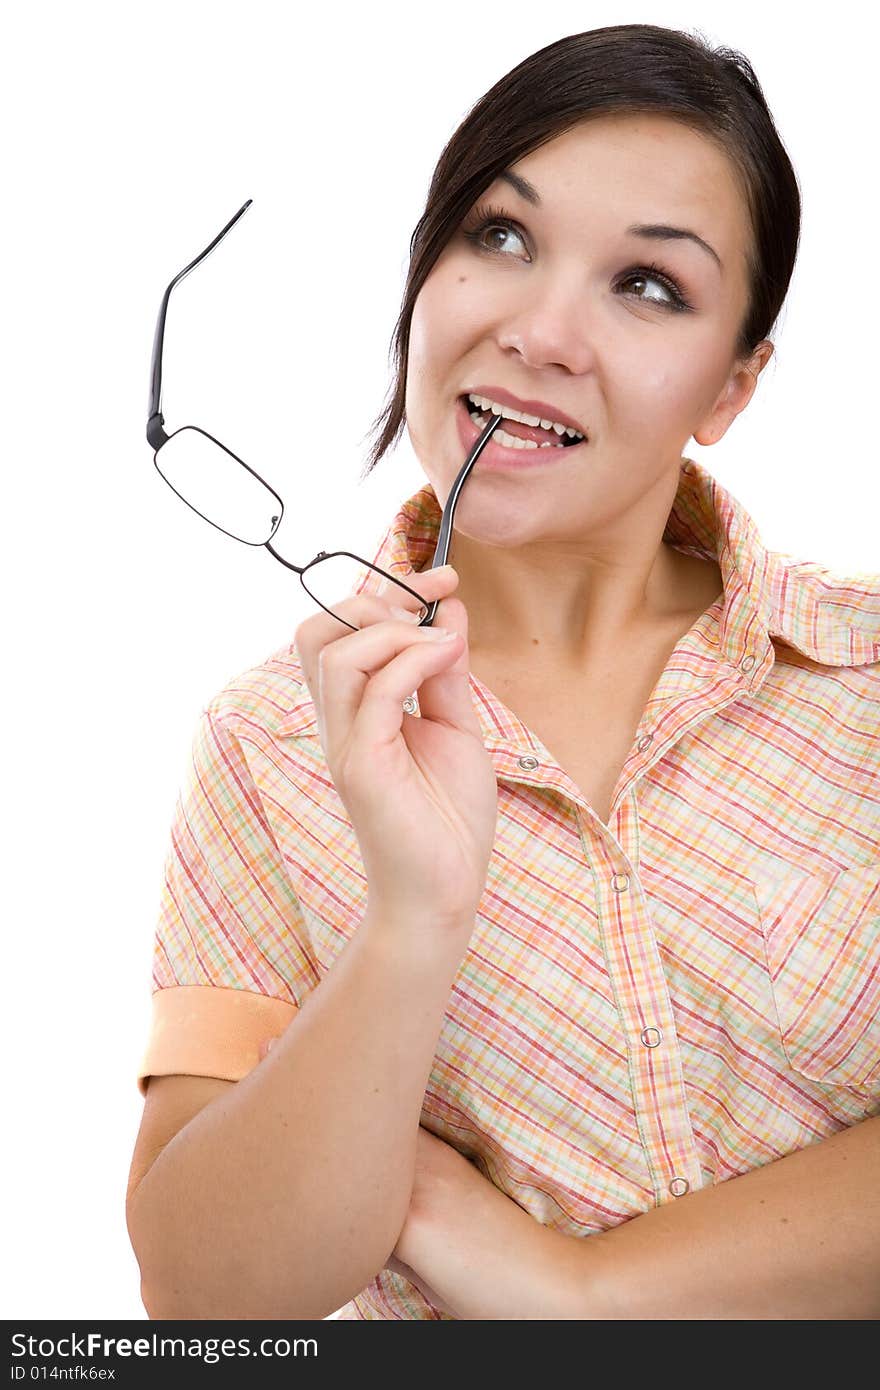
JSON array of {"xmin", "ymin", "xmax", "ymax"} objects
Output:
[{"xmin": 3, "ymin": 0, "xmax": 877, "ymax": 1320}]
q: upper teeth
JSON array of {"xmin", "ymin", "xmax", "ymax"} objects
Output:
[{"xmin": 467, "ymin": 393, "xmax": 584, "ymax": 440}]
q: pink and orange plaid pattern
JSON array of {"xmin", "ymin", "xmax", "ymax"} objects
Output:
[{"xmin": 137, "ymin": 456, "xmax": 880, "ymax": 1319}]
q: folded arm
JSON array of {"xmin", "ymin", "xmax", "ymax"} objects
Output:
[{"xmin": 396, "ymin": 1115, "xmax": 880, "ymax": 1319}]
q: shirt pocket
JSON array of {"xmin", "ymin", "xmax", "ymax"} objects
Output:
[{"xmin": 749, "ymin": 862, "xmax": 880, "ymax": 1090}]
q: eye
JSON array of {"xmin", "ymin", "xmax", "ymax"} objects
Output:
[
  {"xmin": 616, "ymin": 263, "xmax": 694, "ymax": 313},
  {"xmin": 461, "ymin": 203, "xmax": 528, "ymax": 260},
  {"xmin": 460, "ymin": 202, "xmax": 695, "ymax": 314}
]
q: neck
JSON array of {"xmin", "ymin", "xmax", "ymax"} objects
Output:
[{"xmin": 447, "ymin": 467, "xmax": 705, "ymax": 669}]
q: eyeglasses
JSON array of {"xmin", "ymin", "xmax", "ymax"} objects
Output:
[{"xmin": 146, "ymin": 198, "xmax": 503, "ymax": 631}]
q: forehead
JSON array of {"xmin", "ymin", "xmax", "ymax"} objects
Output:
[{"xmin": 502, "ymin": 114, "xmax": 749, "ymax": 259}]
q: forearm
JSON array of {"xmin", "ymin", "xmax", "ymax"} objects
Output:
[
  {"xmin": 408, "ymin": 1115, "xmax": 880, "ymax": 1320},
  {"xmin": 130, "ymin": 912, "xmax": 467, "ymax": 1321},
  {"xmin": 583, "ymin": 1114, "xmax": 880, "ymax": 1319}
]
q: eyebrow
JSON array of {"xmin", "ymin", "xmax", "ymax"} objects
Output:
[{"xmin": 498, "ymin": 169, "xmax": 723, "ymax": 273}]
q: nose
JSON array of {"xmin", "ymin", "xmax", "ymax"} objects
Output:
[{"xmin": 495, "ymin": 277, "xmax": 597, "ymax": 376}]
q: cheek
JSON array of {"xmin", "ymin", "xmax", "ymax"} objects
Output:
[
  {"xmin": 408, "ymin": 280, "xmax": 453, "ymax": 381},
  {"xmin": 406, "ymin": 295, "xmax": 430, "ymax": 380},
  {"xmin": 406, "ymin": 276, "xmax": 466, "ymax": 446},
  {"xmin": 408, "ymin": 276, "xmax": 481, "ymax": 417},
  {"xmin": 411, "ymin": 261, "xmax": 467, "ymax": 350},
  {"xmin": 411, "ymin": 257, "xmax": 486, "ymax": 359},
  {"xmin": 627, "ymin": 359, "xmax": 717, "ymax": 428}
]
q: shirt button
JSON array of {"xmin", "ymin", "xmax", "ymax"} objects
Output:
[
  {"xmin": 669, "ymin": 1177, "xmax": 690, "ymax": 1197},
  {"xmin": 740, "ymin": 653, "xmax": 756, "ymax": 673},
  {"xmin": 517, "ymin": 755, "xmax": 539, "ymax": 771},
  {"xmin": 640, "ymin": 1026, "xmax": 662, "ymax": 1048},
  {"xmin": 611, "ymin": 872, "xmax": 630, "ymax": 892},
  {"xmin": 637, "ymin": 734, "xmax": 654, "ymax": 752}
]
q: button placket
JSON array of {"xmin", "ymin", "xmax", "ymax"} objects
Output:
[{"xmin": 592, "ymin": 837, "xmax": 702, "ymax": 1205}]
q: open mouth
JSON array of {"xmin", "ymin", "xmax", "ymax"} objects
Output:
[{"xmin": 459, "ymin": 394, "xmax": 586, "ymax": 450}]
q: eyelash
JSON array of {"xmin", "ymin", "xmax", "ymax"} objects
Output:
[{"xmin": 461, "ymin": 201, "xmax": 696, "ymax": 314}]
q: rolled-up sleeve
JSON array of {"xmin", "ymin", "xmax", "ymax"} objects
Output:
[{"xmin": 137, "ymin": 707, "xmax": 318, "ymax": 1095}]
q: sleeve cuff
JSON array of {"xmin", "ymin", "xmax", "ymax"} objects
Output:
[{"xmin": 136, "ymin": 984, "xmax": 299, "ymax": 1097}]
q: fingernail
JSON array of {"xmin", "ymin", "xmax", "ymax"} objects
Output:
[
  {"xmin": 267, "ymin": 1038, "xmax": 277, "ymax": 1053},
  {"xmin": 423, "ymin": 626, "xmax": 456, "ymax": 640},
  {"xmin": 390, "ymin": 605, "xmax": 423, "ymax": 623}
]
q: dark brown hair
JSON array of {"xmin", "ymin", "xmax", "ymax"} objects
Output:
[{"xmin": 358, "ymin": 23, "xmax": 801, "ymax": 482}]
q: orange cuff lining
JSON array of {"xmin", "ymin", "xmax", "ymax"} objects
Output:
[{"xmin": 136, "ymin": 984, "xmax": 298, "ymax": 1097}]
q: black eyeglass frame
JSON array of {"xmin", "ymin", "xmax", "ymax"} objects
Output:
[{"xmin": 146, "ymin": 198, "xmax": 503, "ymax": 630}]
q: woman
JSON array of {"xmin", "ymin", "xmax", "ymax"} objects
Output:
[{"xmin": 126, "ymin": 25, "xmax": 880, "ymax": 1319}]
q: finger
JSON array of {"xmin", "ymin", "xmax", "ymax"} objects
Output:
[
  {"xmin": 298, "ymin": 592, "xmax": 403, "ymax": 750},
  {"xmin": 318, "ymin": 617, "xmax": 462, "ymax": 762},
  {"xmin": 294, "ymin": 565, "xmax": 459, "ymax": 706},
  {"xmin": 377, "ymin": 563, "xmax": 459, "ymax": 612},
  {"xmin": 410, "ymin": 592, "xmax": 482, "ymax": 737}
]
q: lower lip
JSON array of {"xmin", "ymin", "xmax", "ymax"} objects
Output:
[{"xmin": 456, "ymin": 396, "xmax": 587, "ymax": 470}]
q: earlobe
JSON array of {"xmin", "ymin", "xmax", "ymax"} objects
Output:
[
  {"xmin": 694, "ymin": 342, "xmax": 773, "ymax": 446},
  {"xmin": 693, "ymin": 418, "xmax": 724, "ymax": 446},
  {"xmin": 693, "ymin": 382, "xmax": 736, "ymax": 447}
]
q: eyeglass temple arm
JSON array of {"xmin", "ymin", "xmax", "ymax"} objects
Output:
[
  {"xmin": 147, "ymin": 199, "xmax": 254, "ymax": 453},
  {"xmin": 420, "ymin": 411, "xmax": 503, "ymax": 624}
]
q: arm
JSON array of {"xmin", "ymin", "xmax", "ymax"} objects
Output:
[
  {"xmin": 128, "ymin": 916, "xmax": 468, "ymax": 1321},
  {"xmin": 396, "ymin": 1115, "xmax": 880, "ymax": 1319}
]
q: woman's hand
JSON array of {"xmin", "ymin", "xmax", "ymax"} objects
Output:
[
  {"xmin": 293, "ymin": 564, "xmax": 498, "ymax": 943},
  {"xmin": 394, "ymin": 1123, "xmax": 484, "ymax": 1249},
  {"xmin": 385, "ymin": 1125, "xmax": 485, "ymax": 1318},
  {"xmin": 387, "ymin": 1128, "xmax": 583, "ymax": 1322}
]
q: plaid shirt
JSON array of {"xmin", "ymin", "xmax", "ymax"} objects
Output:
[{"xmin": 137, "ymin": 456, "xmax": 880, "ymax": 1319}]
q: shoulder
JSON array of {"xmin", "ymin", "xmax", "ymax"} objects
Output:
[{"xmin": 201, "ymin": 637, "xmax": 317, "ymax": 744}]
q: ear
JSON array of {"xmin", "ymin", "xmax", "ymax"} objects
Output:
[{"xmin": 693, "ymin": 340, "xmax": 775, "ymax": 446}]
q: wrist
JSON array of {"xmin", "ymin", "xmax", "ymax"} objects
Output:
[
  {"xmin": 362, "ymin": 900, "xmax": 476, "ymax": 963},
  {"xmin": 411, "ymin": 1143, "xmax": 493, "ymax": 1236},
  {"xmin": 414, "ymin": 1174, "xmax": 598, "ymax": 1321}
]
